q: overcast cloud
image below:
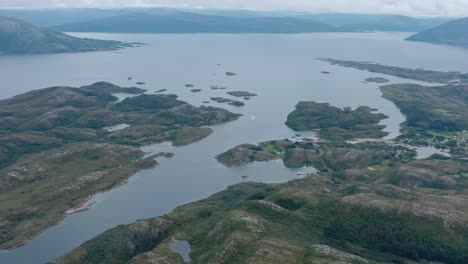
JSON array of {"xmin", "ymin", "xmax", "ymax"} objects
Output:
[{"xmin": 1, "ymin": 0, "xmax": 468, "ymax": 17}]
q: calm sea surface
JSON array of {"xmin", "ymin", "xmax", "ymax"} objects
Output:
[{"xmin": 1, "ymin": 32, "xmax": 468, "ymax": 263}]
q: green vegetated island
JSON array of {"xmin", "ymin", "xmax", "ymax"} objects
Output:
[
  {"xmin": 285, "ymin": 101, "xmax": 389, "ymax": 140},
  {"xmin": 57, "ymin": 61, "xmax": 468, "ymax": 264},
  {"xmin": 0, "ymin": 82, "xmax": 240, "ymax": 249},
  {"xmin": 320, "ymin": 58, "xmax": 468, "ymax": 159}
]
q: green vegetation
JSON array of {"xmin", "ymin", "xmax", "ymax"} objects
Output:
[
  {"xmin": 320, "ymin": 58, "xmax": 468, "ymax": 84},
  {"xmin": 216, "ymin": 144, "xmax": 277, "ymax": 167},
  {"xmin": 0, "ymin": 82, "xmax": 240, "ymax": 249},
  {"xmin": 380, "ymin": 83, "xmax": 468, "ymax": 159},
  {"xmin": 56, "ymin": 60, "xmax": 468, "ymax": 263},
  {"xmin": 285, "ymin": 101, "xmax": 388, "ymax": 140},
  {"xmin": 381, "ymin": 83, "xmax": 468, "ymax": 131},
  {"xmin": 56, "ymin": 152, "xmax": 468, "ymax": 264},
  {"xmin": 217, "ymin": 139, "xmax": 417, "ymax": 170},
  {"xmin": 320, "ymin": 59, "xmax": 468, "ymax": 159},
  {"xmin": 205, "ymin": 94, "xmax": 468, "ymax": 264},
  {"xmin": 0, "ymin": 143, "xmax": 157, "ymax": 250}
]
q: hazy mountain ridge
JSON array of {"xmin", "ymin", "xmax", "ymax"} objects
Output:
[
  {"xmin": 407, "ymin": 17, "xmax": 468, "ymax": 48},
  {"xmin": 53, "ymin": 12, "xmax": 341, "ymax": 33},
  {"xmin": 299, "ymin": 14, "xmax": 449, "ymax": 32},
  {"xmin": 0, "ymin": 16, "xmax": 131, "ymax": 55},
  {"xmin": 53, "ymin": 11, "xmax": 452, "ymax": 34},
  {"xmin": 0, "ymin": 8, "xmax": 453, "ymax": 34}
]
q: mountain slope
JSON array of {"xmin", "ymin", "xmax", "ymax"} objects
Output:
[
  {"xmin": 406, "ymin": 17, "xmax": 468, "ymax": 48},
  {"xmin": 54, "ymin": 12, "xmax": 340, "ymax": 33},
  {"xmin": 0, "ymin": 16, "xmax": 130, "ymax": 55}
]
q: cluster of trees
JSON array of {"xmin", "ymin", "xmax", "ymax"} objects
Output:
[{"xmin": 324, "ymin": 204, "xmax": 468, "ymax": 263}]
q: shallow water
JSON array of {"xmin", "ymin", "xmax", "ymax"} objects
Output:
[
  {"xmin": 1, "ymin": 32, "xmax": 468, "ymax": 263},
  {"xmin": 169, "ymin": 240, "xmax": 192, "ymax": 262}
]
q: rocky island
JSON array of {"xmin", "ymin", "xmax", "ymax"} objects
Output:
[
  {"xmin": 210, "ymin": 97, "xmax": 245, "ymax": 107},
  {"xmin": 285, "ymin": 101, "xmax": 389, "ymax": 140},
  {"xmin": 210, "ymin": 86, "xmax": 228, "ymax": 90},
  {"xmin": 227, "ymin": 91, "xmax": 257, "ymax": 98},
  {"xmin": 0, "ymin": 82, "xmax": 240, "ymax": 249},
  {"xmin": 216, "ymin": 139, "xmax": 416, "ymax": 169}
]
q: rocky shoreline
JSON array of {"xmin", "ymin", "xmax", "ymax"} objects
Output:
[{"xmin": 0, "ymin": 82, "xmax": 241, "ymax": 249}]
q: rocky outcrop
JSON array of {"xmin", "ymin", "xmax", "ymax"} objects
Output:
[
  {"xmin": 397, "ymin": 160, "xmax": 468, "ymax": 189},
  {"xmin": 216, "ymin": 144, "xmax": 277, "ymax": 167},
  {"xmin": 323, "ymin": 148, "xmax": 372, "ymax": 170},
  {"xmin": 342, "ymin": 192, "xmax": 468, "ymax": 229},
  {"xmin": 283, "ymin": 148, "xmax": 318, "ymax": 168},
  {"xmin": 227, "ymin": 91, "xmax": 257, "ymax": 98},
  {"xmin": 310, "ymin": 244, "xmax": 370, "ymax": 263},
  {"xmin": 0, "ymin": 82, "xmax": 241, "ymax": 249}
]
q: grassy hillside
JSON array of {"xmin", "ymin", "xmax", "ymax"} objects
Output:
[
  {"xmin": 0, "ymin": 82, "xmax": 240, "ymax": 249},
  {"xmin": 56, "ymin": 154, "xmax": 468, "ymax": 263},
  {"xmin": 56, "ymin": 101, "xmax": 468, "ymax": 264}
]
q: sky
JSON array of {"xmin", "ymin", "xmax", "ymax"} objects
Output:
[{"xmin": 1, "ymin": 0, "xmax": 468, "ymax": 17}]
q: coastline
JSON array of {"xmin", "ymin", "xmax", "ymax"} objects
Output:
[{"xmin": 1, "ymin": 157, "xmax": 159, "ymax": 251}]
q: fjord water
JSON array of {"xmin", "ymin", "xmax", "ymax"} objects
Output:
[{"xmin": 2, "ymin": 32, "xmax": 468, "ymax": 263}]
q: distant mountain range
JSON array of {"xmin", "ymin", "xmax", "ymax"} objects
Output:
[
  {"xmin": 0, "ymin": 8, "xmax": 451, "ymax": 30},
  {"xmin": 52, "ymin": 12, "xmax": 451, "ymax": 34},
  {"xmin": 0, "ymin": 8, "xmax": 452, "ymax": 34},
  {"xmin": 243, "ymin": 13, "xmax": 448, "ymax": 32},
  {"xmin": 333, "ymin": 15, "xmax": 448, "ymax": 32},
  {"xmin": 406, "ymin": 17, "xmax": 468, "ymax": 48},
  {"xmin": 1, "ymin": 8, "xmax": 465, "ymax": 53},
  {"xmin": 0, "ymin": 16, "xmax": 132, "ymax": 55},
  {"xmin": 53, "ymin": 12, "xmax": 341, "ymax": 33}
]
